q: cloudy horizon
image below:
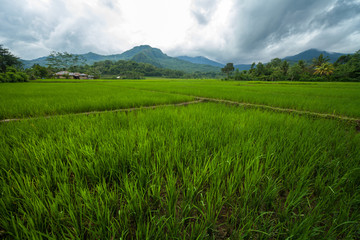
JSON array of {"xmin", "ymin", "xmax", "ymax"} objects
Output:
[{"xmin": 1, "ymin": 0, "xmax": 360, "ymax": 64}]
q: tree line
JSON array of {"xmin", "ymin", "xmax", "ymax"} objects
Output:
[
  {"xmin": 222, "ymin": 50, "xmax": 360, "ymax": 82},
  {"xmin": 1, "ymin": 44, "xmax": 359, "ymax": 82},
  {"xmin": 36, "ymin": 51, "xmax": 220, "ymax": 79}
]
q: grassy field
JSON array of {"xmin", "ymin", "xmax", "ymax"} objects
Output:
[
  {"xmin": 113, "ymin": 79, "xmax": 360, "ymax": 118},
  {"xmin": 0, "ymin": 82, "xmax": 194, "ymax": 119},
  {"xmin": 2, "ymin": 79, "xmax": 360, "ymax": 119},
  {"xmin": 1, "ymin": 79, "xmax": 359, "ymax": 239}
]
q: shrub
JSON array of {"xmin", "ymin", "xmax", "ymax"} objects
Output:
[
  {"xmin": 0, "ymin": 67, "xmax": 29, "ymax": 83},
  {"xmin": 18, "ymin": 72, "xmax": 29, "ymax": 82},
  {"xmin": 0, "ymin": 73, "xmax": 6, "ymax": 82}
]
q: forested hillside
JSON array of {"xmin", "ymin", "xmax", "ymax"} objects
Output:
[{"xmin": 21, "ymin": 45, "xmax": 220, "ymax": 73}]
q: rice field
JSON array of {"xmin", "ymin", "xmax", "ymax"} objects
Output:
[
  {"xmin": 0, "ymin": 82, "xmax": 194, "ymax": 119},
  {"xmin": 0, "ymin": 79, "xmax": 359, "ymax": 239},
  {"xmin": 114, "ymin": 79, "xmax": 360, "ymax": 118}
]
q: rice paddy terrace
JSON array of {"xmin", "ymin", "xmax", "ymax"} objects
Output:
[{"xmin": 1, "ymin": 79, "xmax": 359, "ymax": 239}]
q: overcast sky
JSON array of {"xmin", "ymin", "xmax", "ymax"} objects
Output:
[{"xmin": 1, "ymin": 0, "xmax": 360, "ymax": 63}]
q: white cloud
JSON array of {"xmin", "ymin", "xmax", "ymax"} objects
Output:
[
  {"xmin": 1, "ymin": 0, "xmax": 360, "ymax": 63},
  {"xmin": 118, "ymin": 0, "xmax": 193, "ymax": 50}
]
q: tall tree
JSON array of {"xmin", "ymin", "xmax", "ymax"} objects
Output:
[
  {"xmin": 26, "ymin": 64, "xmax": 51, "ymax": 79},
  {"xmin": 255, "ymin": 62, "xmax": 265, "ymax": 76},
  {"xmin": 269, "ymin": 58, "xmax": 282, "ymax": 68},
  {"xmin": 249, "ymin": 62, "xmax": 256, "ymax": 75},
  {"xmin": 334, "ymin": 50, "xmax": 360, "ymax": 81},
  {"xmin": 46, "ymin": 51, "xmax": 85, "ymax": 70},
  {"xmin": 288, "ymin": 64, "xmax": 302, "ymax": 81},
  {"xmin": 0, "ymin": 45, "xmax": 22, "ymax": 73},
  {"xmin": 312, "ymin": 53, "xmax": 330, "ymax": 67},
  {"xmin": 298, "ymin": 60, "xmax": 307, "ymax": 71},
  {"xmin": 280, "ymin": 60, "xmax": 289, "ymax": 75},
  {"xmin": 221, "ymin": 63, "xmax": 235, "ymax": 79},
  {"xmin": 335, "ymin": 54, "xmax": 351, "ymax": 65}
]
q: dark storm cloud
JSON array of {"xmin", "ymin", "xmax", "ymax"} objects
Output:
[
  {"xmin": 191, "ymin": 0, "xmax": 219, "ymax": 25},
  {"xmin": 167, "ymin": 0, "xmax": 360, "ymax": 64},
  {"xmin": 0, "ymin": 0, "xmax": 123, "ymax": 59},
  {"xmin": 0, "ymin": 0, "xmax": 68, "ymax": 58},
  {"xmin": 229, "ymin": 1, "xmax": 332, "ymax": 54},
  {"xmin": 223, "ymin": 0, "xmax": 360, "ymax": 63},
  {"xmin": 1, "ymin": 0, "xmax": 359, "ymax": 63},
  {"xmin": 309, "ymin": 0, "xmax": 360, "ymax": 28},
  {"xmin": 191, "ymin": 10, "xmax": 209, "ymax": 25}
]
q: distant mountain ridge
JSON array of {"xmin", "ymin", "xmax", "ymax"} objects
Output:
[
  {"xmin": 176, "ymin": 49, "xmax": 347, "ymax": 71},
  {"xmin": 282, "ymin": 49, "xmax": 345, "ymax": 64},
  {"xmin": 21, "ymin": 45, "xmax": 220, "ymax": 73},
  {"xmin": 21, "ymin": 46, "xmax": 348, "ymax": 72},
  {"xmin": 176, "ymin": 56, "xmax": 224, "ymax": 67}
]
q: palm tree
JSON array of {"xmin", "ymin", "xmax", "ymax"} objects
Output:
[{"xmin": 314, "ymin": 62, "xmax": 335, "ymax": 77}]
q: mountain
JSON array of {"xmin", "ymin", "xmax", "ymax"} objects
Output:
[
  {"xmin": 122, "ymin": 45, "xmax": 167, "ymax": 60},
  {"xmin": 123, "ymin": 45, "xmax": 220, "ymax": 73},
  {"xmin": 130, "ymin": 52, "xmax": 162, "ymax": 68},
  {"xmin": 21, "ymin": 56, "xmax": 48, "ymax": 69},
  {"xmin": 21, "ymin": 47, "xmax": 348, "ymax": 73},
  {"xmin": 81, "ymin": 52, "xmax": 107, "ymax": 62},
  {"xmin": 283, "ymin": 49, "xmax": 345, "ymax": 64},
  {"xmin": 21, "ymin": 45, "xmax": 220, "ymax": 73},
  {"xmin": 20, "ymin": 52, "xmax": 111, "ymax": 68},
  {"xmin": 177, "ymin": 56, "xmax": 254, "ymax": 71},
  {"xmin": 176, "ymin": 56, "xmax": 224, "ymax": 67}
]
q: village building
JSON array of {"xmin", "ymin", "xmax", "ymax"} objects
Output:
[{"xmin": 55, "ymin": 71, "xmax": 94, "ymax": 79}]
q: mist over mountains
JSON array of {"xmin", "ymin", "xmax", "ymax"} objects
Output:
[{"xmin": 21, "ymin": 45, "xmax": 348, "ymax": 72}]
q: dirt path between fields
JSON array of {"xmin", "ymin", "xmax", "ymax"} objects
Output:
[
  {"xmin": 109, "ymin": 85, "xmax": 360, "ymax": 125},
  {"xmin": 1, "ymin": 92, "xmax": 360, "ymax": 130},
  {"xmin": 199, "ymin": 96, "xmax": 360, "ymax": 123},
  {"xmin": 0, "ymin": 99, "xmax": 204, "ymax": 123}
]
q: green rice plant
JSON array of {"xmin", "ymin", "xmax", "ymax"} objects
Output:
[
  {"xmin": 0, "ymin": 82, "xmax": 194, "ymax": 119},
  {"xmin": 112, "ymin": 79, "xmax": 360, "ymax": 118},
  {"xmin": 2, "ymin": 80, "xmax": 360, "ymax": 120},
  {"xmin": 1, "ymin": 102, "xmax": 359, "ymax": 239}
]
